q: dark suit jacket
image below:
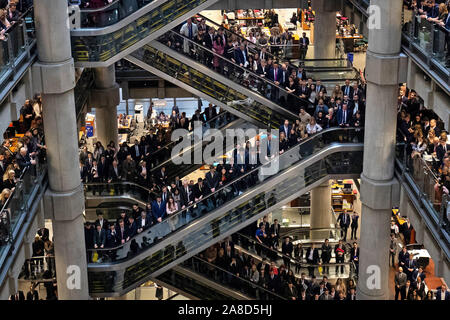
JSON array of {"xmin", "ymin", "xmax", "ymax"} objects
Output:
[
  {"xmin": 337, "ymin": 212, "xmax": 351, "ymax": 228},
  {"xmin": 205, "ymin": 171, "xmax": 220, "ymax": 190},
  {"xmin": 305, "ymin": 248, "xmax": 319, "ymax": 264},
  {"xmin": 337, "ymin": 109, "xmax": 351, "ymax": 126},
  {"xmin": 436, "ymin": 144, "xmax": 450, "ymax": 162},
  {"xmin": 151, "ymin": 200, "xmax": 166, "ymax": 221},
  {"xmin": 435, "ymin": 288, "xmax": 450, "ymax": 300},
  {"xmin": 268, "ymin": 67, "xmax": 283, "ymax": 83},
  {"xmin": 341, "ymin": 85, "xmax": 354, "ymax": 98},
  {"xmin": 234, "ymin": 48, "xmax": 249, "ymax": 66},
  {"xmin": 16, "ymin": 153, "xmax": 32, "ymax": 169},
  {"xmin": 93, "ymin": 229, "xmax": 106, "ymax": 247},
  {"xmin": 204, "ymin": 107, "xmax": 218, "ymax": 122}
]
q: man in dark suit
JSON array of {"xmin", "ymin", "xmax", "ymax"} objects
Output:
[
  {"xmin": 436, "ymin": 136, "xmax": 450, "ymax": 163},
  {"xmin": 281, "ymin": 236, "xmax": 293, "ymax": 269},
  {"xmin": 412, "ymin": 266, "xmax": 426, "ymax": 285},
  {"xmin": 305, "ymin": 244, "xmax": 319, "ymax": 277},
  {"xmin": 105, "ymin": 224, "xmax": 119, "ymax": 248},
  {"xmin": 285, "ymin": 281, "xmax": 298, "ymax": 300},
  {"xmin": 126, "ymin": 216, "xmax": 137, "ymax": 241},
  {"xmin": 299, "ymin": 32, "xmax": 309, "ymax": 60},
  {"xmin": 136, "ymin": 210, "xmax": 151, "ymax": 233},
  {"xmin": 151, "ymin": 195, "xmax": 166, "ymax": 224},
  {"xmin": 394, "ymin": 266, "xmax": 407, "ymax": 300},
  {"xmin": 93, "ymin": 223, "xmax": 106, "ymax": 249},
  {"xmin": 268, "ymin": 61, "xmax": 283, "ymax": 101},
  {"xmin": 16, "ymin": 147, "xmax": 35, "ymax": 170},
  {"xmin": 116, "ymin": 219, "xmax": 127, "ymax": 245},
  {"xmin": 337, "ymin": 209, "xmax": 351, "ymax": 241},
  {"xmin": 155, "ymin": 166, "xmax": 168, "ymax": 187},
  {"xmin": 341, "ymin": 79, "xmax": 354, "ymax": 98},
  {"xmin": 130, "ymin": 139, "xmax": 142, "ymax": 162},
  {"xmin": 404, "ymin": 253, "xmax": 417, "ymax": 281},
  {"xmin": 337, "ymin": 104, "xmax": 351, "ymax": 128},
  {"xmin": 234, "ymin": 43, "xmax": 249, "ymax": 67},
  {"xmin": 205, "ymin": 166, "xmax": 220, "ymax": 193},
  {"xmin": 436, "ymin": 284, "xmax": 450, "ymax": 300},
  {"xmin": 204, "ymin": 103, "xmax": 218, "ymax": 125},
  {"xmin": 279, "ymin": 120, "xmax": 291, "ymax": 139},
  {"xmin": 350, "ymin": 242, "xmax": 360, "ymax": 275},
  {"xmin": 267, "ymin": 268, "xmax": 281, "ymax": 294},
  {"xmin": 334, "ymin": 240, "xmax": 346, "ymax": 275},
  {"xmin": 398, "ymin": 246, "xmax": 409, "ymax": 269},
  {"xmin": 95, "ymin": 213, "xmax": 109, "ymax": 230}
]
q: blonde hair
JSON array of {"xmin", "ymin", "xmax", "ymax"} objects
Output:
[{"xmin": 0, "ymin": 188, "xmax": 11, "ymax": 204}]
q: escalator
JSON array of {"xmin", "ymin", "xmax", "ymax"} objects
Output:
[
  {"xmin": 71, "ymin": 0, "xmax": 219, "ymax": 66},
  {"xmin": 85, "ymin": 115, "xmax": 245, "ymax": 208},
  {"xmin": 156, "ymin": 255, "xmax": 286, "ymax": 300},
  {"xmin": 85, "ymin": 128, "xmax": 364, "ymax": 297},
  {"xmin": 126, "ymin": 30, "xmax": 316, "ymax": 129}
]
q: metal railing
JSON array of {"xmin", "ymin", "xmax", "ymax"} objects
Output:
[
  {"xmin": 0, "ymin": 6, "xmax": 36, "ymax": 102},
  {"xmin": 233, "ymin": 232, "xmax": 357, "ymax": 280}
]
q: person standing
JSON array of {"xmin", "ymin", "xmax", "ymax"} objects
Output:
[
  {"xmin": 299, "ymin": 32, "xmax": 309, "ymax": 60},
  {"xmin": 281, "ymin": 236, "xmax": 293, "ymax": 269},
  {"xmin": 389, "ymin": 233, "xmax": 398, "ymax": 268},
  {"xmin": 350, "ymin": 211, "xmax": 359, "ymax": 240},
  {"xmin": 337, "ymin": 209, "xmax": 350, "ymax": 242},
  {"xmin": 334, "ymin": 240, "xmax": 346, "ymax": 276},
  {"xmin": 320, "ymin": 239, "xmax": 332, "ymax": 276},
  {"xmin": 394, "ymin": 267, "xmax": 407, "ymax": 300}
]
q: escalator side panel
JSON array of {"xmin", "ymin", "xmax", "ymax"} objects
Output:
[
  {"xmin": 87, "ymin": 146, "xmax": 363, "ymax": 296},
  {"xmin": 72, "ymin": 0, "xmax": 218, "ymax": 67}
]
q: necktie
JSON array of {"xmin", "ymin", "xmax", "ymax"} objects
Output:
[
  {"xmin": 274, "ymin": 70, "xmax": 277, "ymax": 81},
  {"xmin": 188, "ymin": 24, "xmax": 192, "ymax": 38}
]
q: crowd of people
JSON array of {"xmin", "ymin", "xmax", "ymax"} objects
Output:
[
  {"xmin": 0, "ymin": 0, "xmax": 32, "ymax": 41},
  {"xmin": 194, "ymin": 235, "xmax": 358, "ymax": 300},
  {"xmin": 405, "ymin": 0, "xmax": 450, "ymax": 67},
  {"xmin": 158, "ymin": 18, "xmax": 367, "ymax": 126},
  {"xmin": 0, "ymin": 95, "xmax": 45, "ymax": 246},
  {"xmin": 397, "ymin": 85, "xmax": 450, "ymax": 230}
]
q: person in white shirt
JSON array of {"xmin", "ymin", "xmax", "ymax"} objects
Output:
[
  {"xmin": 306, "ymin": 117, "xmax": 322, "ymax": 135},
  {"xmin": 166, "ymin": 197, "xmax": 179, "ymax": 231}
]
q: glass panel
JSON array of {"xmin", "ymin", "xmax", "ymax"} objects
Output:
[
  {"xmin": 414, "ymin": 16, "xmax": 433, "ymax": 53},
  {"xmin": 131, "ymin": 45, "xmax": 285, "ymax": 128},
  {"xmin": 301, "ymin": 59, "xmax": 350, "ymax": 69},
  {"xmin": 0, "ymin": 161, "xmax": 47, "ymax": 265},
  {"xmin": 157, "ymin": 267, "xmax": 237, "ymax": 300},
  {"xmin": 72, "ymin": 0, "xmax": 212, "ymax": 62},
  {"xmin": 86, "ymin": 128, "xmax": 363, "ymax": 295},
  {"xmin": 232, "ymin": 232, "xmax": 355, "ymax": 280},
  {"xmin": 0, "ymin": 38, "xmax": 10, "ymax": 78},
  {"xmin": 154, "ymin": 29, "xmax": 313, "ymax": 118},
  {"xmin": 80, "ymin": 0, "xmax": 144, "ymax": 28},
  {"xmin": 179, "ymin": 256, "xmax": 287, "ymax": 300}
]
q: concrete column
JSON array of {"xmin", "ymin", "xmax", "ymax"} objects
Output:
[
  {"xmin": 357, "ymin": 0, "xmax": 403, "ymax": 300},
  {"xmin": 309, "ymin": 181, "xmax": 332, "ymax": 240},
  {"xmin": 34, "ymin": 0, "xmax": 89, "ymax": 299},
  {"xmin": 92, "ymin": 65, "xmax": 120, "ymax": 147},
  {"xmin": 312, "ymin": 0, "xmax": 338, "ymax": 59}
]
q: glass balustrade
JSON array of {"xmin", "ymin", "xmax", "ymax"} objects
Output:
[
  {"xmin": 155, "ymin": 29, "xmax": 312, "ymax": 118},
  {"xmin": 86, "ymin": 128, "xmax": 363, "ymax": 295},
  {"xmin": 131, "ymin": 45, "xmax": 284, "ymax": 128},
  {"xmin": 71, "ymin": 0, "xmax": 214, "ymax": 63}
]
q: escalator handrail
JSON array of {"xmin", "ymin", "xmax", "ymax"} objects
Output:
[
  {"xmin": 148, "ymin": 112, "xmax": 236, "ymax": 174},
  {"xmin": 189, "ymin": 255, "xmax": 288, "ymax": 300},
  {"xmin": 196, "ymin": 13, "xmax": 278, "ymax": 63},
  {"xmin": 141, "ymin": 110, "xmax": 230, "ymax": 163},
  {"xmin": 235, "ymin": 232, "xmax": 353, "ymax": 268},
  {"xmin": 85, "ymin": 126, "xmax": 363, "ymax": 253},
  {"xmin": 156, "ymin": 29, "xmax": 315, "ymax": 110}
]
